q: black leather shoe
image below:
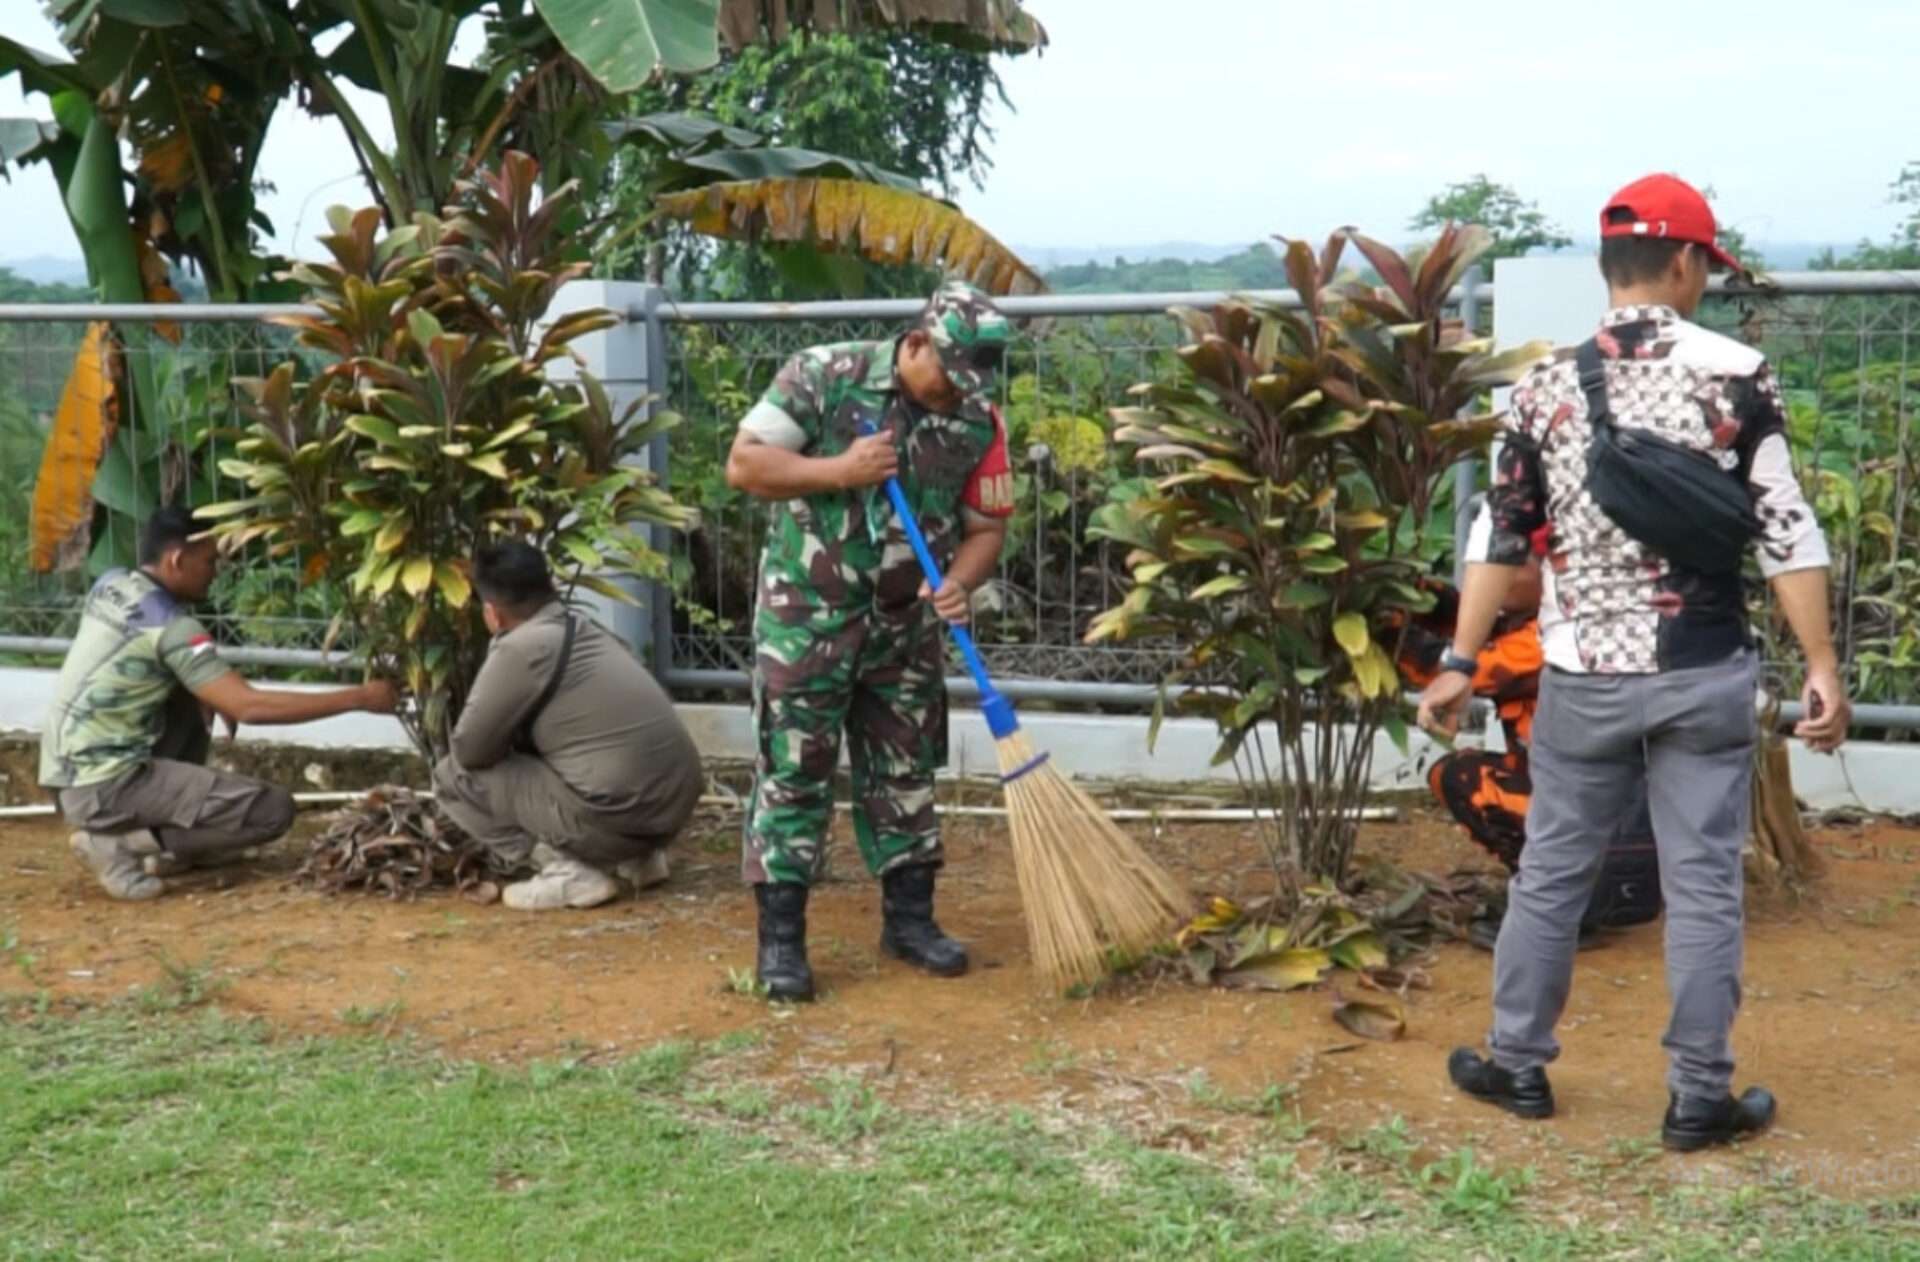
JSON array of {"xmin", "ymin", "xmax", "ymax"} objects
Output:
[
  {"xmin": 754, "ymin": 882, "xmax": 816, "ymax": 1002},
  {"xmin": 878, "ymin": 864, "xmax": 969, "ymax": 977},
  {"xmin": 1447, "ymin": 1048, "xmax": 1555, "ymax": 1119},
  {"xmin": 1661, "ymin": 1087, "xmax": 1777, "ymax": 1152}
]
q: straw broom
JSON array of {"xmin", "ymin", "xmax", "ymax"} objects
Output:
[{"xmin": 876, "ymin": 469, "xmax": 1190, "ymax": 990}]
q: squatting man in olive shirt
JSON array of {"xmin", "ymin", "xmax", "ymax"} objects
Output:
[
  {"xmin": 433, "ymin": 540, "xmax": 704, "ymax": 911},
  {"xmin": 42, "ymin": 506, "xmax": 398, "ymax": 900}
]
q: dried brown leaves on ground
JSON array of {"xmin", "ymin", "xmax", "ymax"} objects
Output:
[
  {"xmin": 1154, "ymin": 867, "xmax": 1503, "ymax": 1039},
  {"xmin": 293, "ymin": 786, "xmax": 508, "ymax": 901}
]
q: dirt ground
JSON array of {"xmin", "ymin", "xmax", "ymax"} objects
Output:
[{"xmin": 5, "ymin": 791, "xmax": 1920, "ymax": 1205}]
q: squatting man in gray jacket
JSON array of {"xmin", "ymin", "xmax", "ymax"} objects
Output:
[{"xmin": 433, "ymin": 540, "xmax": 704, "ymax": 911}]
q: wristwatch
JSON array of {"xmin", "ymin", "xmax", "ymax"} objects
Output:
[{"xmin": 1438, "ymin": 650, "xmax": 1479, "ymax": 677}]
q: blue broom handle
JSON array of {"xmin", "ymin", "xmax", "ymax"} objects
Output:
[
  {"xmin": 878, "ymin": 475, "xmax": 996, "ymax": 694},
  {"xmin": 858, "ymin": 422, "xmax": 1019, "ymax": 739}
]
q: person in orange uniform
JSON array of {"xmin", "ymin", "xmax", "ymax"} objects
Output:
[{"xmin": 1398, "ymin": 516, "xmax": 1660, "ymax": 949}]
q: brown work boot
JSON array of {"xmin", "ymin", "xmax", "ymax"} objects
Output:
[
  {"xmin": 70, "ymin": 829, "xmax": 165, "ymax": 901},
  {"xmin": 502, "ymin": 843, "xmax": 620, "ymax": 911}
]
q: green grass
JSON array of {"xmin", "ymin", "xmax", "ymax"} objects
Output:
[{"xmin": 1, "ymin": 1003, "xmax": 1917, "ymax": 1261}]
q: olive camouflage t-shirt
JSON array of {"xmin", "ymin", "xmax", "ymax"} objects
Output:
[{"xmin": 39, "ymin": 569, "xmax": 233, "ymax": 788}]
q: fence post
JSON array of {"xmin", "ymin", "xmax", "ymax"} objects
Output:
[
  {"xmin": 543, "ymin": 279, "xmax": 658, "ymax": 659},
  {"xmin": 638, "ymin": 285, "xmax": 675, "ymax": 682},
  {"xmin": 1452, "ymin": 264, "xmax": 1485, "ymax": 584}
]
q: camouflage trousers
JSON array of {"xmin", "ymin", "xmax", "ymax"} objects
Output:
[{"xmin": 743, "ymin": 604, "xmax": 947, "ymax": 887}]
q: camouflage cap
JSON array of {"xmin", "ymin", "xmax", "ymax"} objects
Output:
[{"xmin": 920, "ymin": 280, "xmax": 1011, "ymax": 413}]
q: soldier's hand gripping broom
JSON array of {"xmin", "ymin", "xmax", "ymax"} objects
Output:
[{"xmin": 873, "ymin": 445, "xmax": 1189, "ymax": 989}]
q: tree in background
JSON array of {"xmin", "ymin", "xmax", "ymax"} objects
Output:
[
  {"xmin": 1044, "ymin": 244, "xmax": 1291, "ymax": 296},
  {"xmin": 1408, "ymin": 175, "xmax": 1570, "ymax": 264},
  {"xmin": 1813, "ymin": 160, "xmax": 1920, "ymax": 270}
]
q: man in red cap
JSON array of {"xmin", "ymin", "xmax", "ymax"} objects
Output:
[{"xmin": 1418, "ymin": 173, "xmax": 1850, "ymax": 1150}]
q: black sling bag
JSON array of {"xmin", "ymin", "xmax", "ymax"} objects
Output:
[
  {"xmin": 1577, "ymin": 339, "xmax": 1760, "ymax": 576},
  {"xmin": 510, "ymin": 612, "xmax": 577, "ymax": 756}
]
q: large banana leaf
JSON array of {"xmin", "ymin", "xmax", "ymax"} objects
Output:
[
  {"xmin": 531, "ymin": 0, "xmax": 722, "ymax": 92},
  {"xmin": 607, "ymin": 113, "xmax": 925, "ymax": 192},
  {"xmin": 656, "ymin": 177, "xmax": 1046, "ymax": 296},
  {"xmin": 665, "ymin": 145, "xmax": 923, "ymax": 193},
  {"xmin": 0, "ymin": 37, "xmax": 97, "ymax": 96},
  {"xmin": 540, "ymin": 0, "xmax": 1046, "ymax": 97},
  {"xmin": 715, "ymin": 0, "xmax": 1046, "ymax": 54},
  {"xmin": 601, "ymin": 111, "xmax": 766, "ymax": 155},
  {"xmin": 0, "ymin": 118, "xmax": 60, "ymax": 165}
]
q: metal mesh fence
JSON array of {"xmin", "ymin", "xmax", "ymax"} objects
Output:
[
  {"xmin": 0, "ymin": 317, "xmax": 332, "ymax": 654},
  {"xmin": 659, "ymin": 308, "xmax": 1197, "ymax": 685},
  {"xmin": 4, "ymin": 275, "xmax": 1920, "ymax": 710},
  {"xmin": 1700, "ymin": 288, "xmax": 1920, "ymax": 703}
]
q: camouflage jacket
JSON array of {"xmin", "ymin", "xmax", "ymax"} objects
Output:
[
  {"xmin": 40, "ymin": 569, "xmax": 233, "ymax": 788},
  {"xmin": 739, "ymin": 337, "xmax": 1011, "ymax": 629}
]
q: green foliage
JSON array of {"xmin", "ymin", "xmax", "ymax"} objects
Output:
[
  {"xmin": 203, "ymin": 152, "xmax": 693, "ymax": 761},
  {"xmin": 1417, "ymin": 1147, "xmax": 1535, "ymax": 1223},
  {"xmin": 0, "ymin": 394, "xmax": 46, "ymax": 599},
  {"xmin": 1813, "ymin": 159, "xmax": 1920, "ymax": 270},
  {"xmin": 1089, "ymin": 227, "xmax": 1544, "ymax": 884},
  {"xmin": 1718, "ymin": 293, "xmax": 1920, "ymax": 714},
  {"xmin": 0, "ymin": 1006, "xmax": 1914, "ymax": 1259},
  {"xmin": 0, "ymin": 266, "xmax": 90, "ymax": 304},
  {"xmin": 1408, "ymin": 175, "xmax": 1571, "ymax": 263}
]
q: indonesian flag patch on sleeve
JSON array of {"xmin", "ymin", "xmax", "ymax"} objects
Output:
[
  {"xmin": 186, "ymin": 634, "xmax": 217, "ymax": 659},
  {"xmin": 962, "ymin": 407, "xmax": 1015, "ymax": 519}
]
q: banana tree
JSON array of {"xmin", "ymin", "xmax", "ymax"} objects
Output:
[{"xmin": 2, "ymin": 0, "xmax": 1047, "ymax": 574}]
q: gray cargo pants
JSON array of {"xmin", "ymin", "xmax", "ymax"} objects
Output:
[
  {"xmin": 432, "ymin": 755, "xmax": 697, "ymax": 871},
  {"xmin": 57, "ymin": 688, "xmax": 295, "ymax": 862},
  {"xmin": 1490, "ymin": 651, "xmax": 1757, "ymax": 1099}
]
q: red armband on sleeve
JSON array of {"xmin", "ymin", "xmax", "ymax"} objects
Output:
[{"xmin": 962, "ymin": 406, "xmax": 1014, "ymax": 519}]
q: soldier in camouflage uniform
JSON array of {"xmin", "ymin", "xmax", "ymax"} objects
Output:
[
  {"xmin": 40, "ymin": 507, "xmax": 397, "ymax": 900},
  {"xmin": 725, "ymin": 282, "xmax": 1015, "ymax": 1001}
]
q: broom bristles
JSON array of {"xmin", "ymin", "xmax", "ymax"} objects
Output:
[{"xmin": 994, "ymin": 730, "xmax": 1189, "ymax": 990}]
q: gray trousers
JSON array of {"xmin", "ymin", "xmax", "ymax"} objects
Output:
[
  {"xmin": 1490, "ymin": 652, "xmax": 1757, "ymax": 1099},
  {"xmin": 58, "ymin": 688, "xmax": 295, "ymax": 861},
  {"xmin": 432, "ymin": 754, "xmax": 696, "ymax": 871}
]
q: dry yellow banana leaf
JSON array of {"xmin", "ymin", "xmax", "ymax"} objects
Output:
[
  {"xmin": 30, "ymin": 321, "xmax": 120, "ymax": 573},
  {"xmin": 656, "ymin": 177, "xmax": 1047, "ymax": 297}
]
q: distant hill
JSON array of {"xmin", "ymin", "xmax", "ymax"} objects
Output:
[
  {"xmin": 1037, "ymin": 239, "xmax": 1857, "ymax": 295},
  {"xmin": 0, "ymin": 255, "xmax": 88, "ymax": 287}
]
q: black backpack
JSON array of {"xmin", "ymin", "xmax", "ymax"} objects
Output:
[{"xmin": 1577, "ymin": 339, "xmax": 1760, "ymax": 575}]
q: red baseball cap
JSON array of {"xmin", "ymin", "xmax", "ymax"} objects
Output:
[{"xmin": 1599, "ymin": 173, "xmax": 1742, "ymax": 273}]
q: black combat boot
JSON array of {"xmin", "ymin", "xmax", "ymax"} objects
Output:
[
  {"xmin": 878, "ymin": 864, "xmax": 969, "ymax": 977},
  {"xmin": 754, "ymin": 882, "xmax": 815, "ymax": 1002},
  {"xmin": 1661, "ymin": 1087, "xmax": 1776, "ymax": 1152},
  {"xmin": 1447, "ymin": 1048, "xmax": 1555, "ymax": 1119}
]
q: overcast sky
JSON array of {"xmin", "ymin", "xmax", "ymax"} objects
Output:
[{"xmin": 4, "ymin": 0, "xmax": 1917, "ymax": 267}]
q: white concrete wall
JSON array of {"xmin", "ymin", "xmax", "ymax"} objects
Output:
[{"xmin": 2, "ymin": 666, "xmax": 1910, "ymax": 812}]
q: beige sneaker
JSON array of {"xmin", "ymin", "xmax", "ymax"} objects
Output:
[
  {"xmin": 501, "ymin": 843, "xmax": 620, "ymax": 911},
  {"xmin": 614, "ymin": 847, "xmax": 671, "ymax": 893},
  {"xmin": 70, "ymin": 829, "xmax": 165, "ymax": 901}
]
